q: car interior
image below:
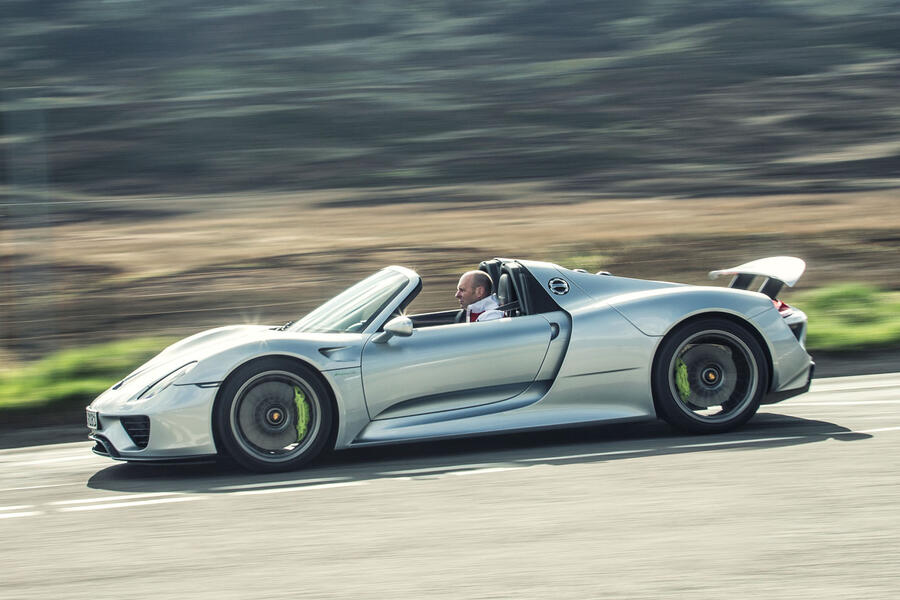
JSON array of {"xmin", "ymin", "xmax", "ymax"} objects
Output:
[{"xmin": 400, "ymin": 259, "xmax": 559, "ymax": 329}]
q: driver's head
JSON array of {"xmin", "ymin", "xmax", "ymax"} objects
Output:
[{"xmin": 455, "ymin": 270, "xmax": 493, "ymax": 309}]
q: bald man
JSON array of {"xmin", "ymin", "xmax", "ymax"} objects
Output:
[{"xmin": 455, "ymin": 270, "xmax": 503, "ymax": 322}]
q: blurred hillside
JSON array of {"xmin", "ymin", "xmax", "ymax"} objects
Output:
[
  {"xmin": 3, "ymin": 0, "xmax": 900, "ymax": 199},
  {"xmin": 3, "ymin": 0, "xmax": 900, "ymax": 361}
]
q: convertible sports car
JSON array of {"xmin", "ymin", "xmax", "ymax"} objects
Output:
[{"xmin": 87, "ymin": 256, "xmax": 813, "ymax": 472}]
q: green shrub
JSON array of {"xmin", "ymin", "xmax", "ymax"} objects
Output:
[
  {"xmin": 0, "ymin": 338, "xmax": 174, "ymax": 410},
  {"xmin": 789, "ymin": 284, "xmax": 900, "ymax": 351}
]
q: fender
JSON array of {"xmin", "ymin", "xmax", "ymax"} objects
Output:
[{"xmin": 608, "ymin": 286, "xmax": 773, "ymax": 337}]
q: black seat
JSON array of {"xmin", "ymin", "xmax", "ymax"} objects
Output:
[
  {"xmin": 496, "ymin": 273, "xmax": 520, "ymax": 316},
  {"xmin": 478, "ymin": 259, "xmax": 502, "ymax": 292}
]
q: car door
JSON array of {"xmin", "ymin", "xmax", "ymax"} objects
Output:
[{"xmin": 361, "ymin": 315, "xmax": 553, "ymax": 420}]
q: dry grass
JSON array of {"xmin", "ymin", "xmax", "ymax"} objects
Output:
[
  {"xmin": 14, "ymin": 184, "xmax": 900, "ymax": 276},
  {"xmin": 2, "ymin": 184, "xmax": 899, "ymax": 360}
]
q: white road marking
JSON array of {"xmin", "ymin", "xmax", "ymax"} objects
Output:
[
  {"xmin": 781, "ymin": 400, "xmax": 900, "ymax": 406},
  {"xmin": 0, "ymin": 451, "xmax": 84, "ymax": 463},
  {"xmin": 811, "ymin": 382, "xmax": 900, "ymax": 392},
  {"xmin": 380, "ymin": 463, "xmax": 501, "ymax": 475},
  {"xmin": 210, "ymin": 477, "xmax": 346, "ymax": 491},
  {"xmin": 0, "ymin": 511, "xmax": 43, "ymax": 520},
  {"xmin": 15, "ymin": 455, "xmax": 98, "ymax": 466},
  {"xmin": 671, "ymin": 435, "xmax": 809, "ymax": 449},
  {"xmin": 448, "ymin": 466, "xmax": 526, "ymax": 476},
  {"xmin": 0, "ymin": 446, "xmax": 87, "ymax": 458},
  {"xmin": 856, "ymin": 426, "xmax": 900, "ymax": 434},
  {"xmin": 519, "ymin": 448, "xmax": 657, "ymax": 462},
  {"xmin": 0, "ymin": 483, "xmax": 82, "ymax": 493},
  {"xmin": 57, "ymin": 496, "xmax": 203, "ymax": 512},
  {"xmin": 835, "ymin": 415, "xmax": 900, "ymax": 422},
  {"xmin": 50, "ymin": 492, "xmax": 180, "ymax": 506},
  {"xmin": 0, "ymin": 505, "xmax": 34, "ymax": 512},
  {"xmin": 233, "ymin": 481, "xmax": 365, "ymax": 496},
  {"xmin": 518, "ymin": 425, "xmax": 900, "ymax": 463}
]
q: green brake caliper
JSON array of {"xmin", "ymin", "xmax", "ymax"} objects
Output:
[
  {"xmin": 293, "ymin": 387, "xmax": 311, "ymax": 442},
  {"xmin": 675, "ymin": 359, "xmax": 692, "ymax": 402}
]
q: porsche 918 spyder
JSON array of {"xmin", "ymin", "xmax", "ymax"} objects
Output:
[{"xmin": 87, "ymin": 256, "xmax": 813, "ymax": 472}]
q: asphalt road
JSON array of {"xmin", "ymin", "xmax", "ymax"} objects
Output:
[{"xmin": 2, "ymin": 373, "xmax": 899, "ymax": 599}]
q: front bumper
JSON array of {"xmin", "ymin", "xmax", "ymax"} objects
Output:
[{"xmin": 87, "ymin": 382, "xmax": 220, "ymax": 462}]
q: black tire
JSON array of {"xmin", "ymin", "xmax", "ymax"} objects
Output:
[
  {"xmin": 214, "ymin": 357, "xmax": 333, "ymax": 473},
  {"xmin": 652, "ymin": 318, "xmax": 768, "ymax": 434}
]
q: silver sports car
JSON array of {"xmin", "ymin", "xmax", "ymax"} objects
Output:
[{"xmin": 87, "ymin": 256, "xmax": 814, "ymax": 472}]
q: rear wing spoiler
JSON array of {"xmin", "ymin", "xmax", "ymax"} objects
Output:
[{"xmin": 709, "ymin": 256, "xmax": 805, "ymax": 299}]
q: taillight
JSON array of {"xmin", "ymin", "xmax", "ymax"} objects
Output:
[{"xmin": 772, "ymin": 299, "xmax": 794, "ymax": 317}]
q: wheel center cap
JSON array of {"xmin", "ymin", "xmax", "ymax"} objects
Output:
[
  {"xmin": 701, "ymin": 367, "xmax": 721, "ymax": 386},
  {"xmin": 265, "ymin": 407, "xmax": 286, "ymax": 427}
]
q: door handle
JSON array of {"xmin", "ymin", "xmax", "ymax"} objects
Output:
[{"xmin": 549, "ymin": 323, "xmax": 560, "ymax": 340}]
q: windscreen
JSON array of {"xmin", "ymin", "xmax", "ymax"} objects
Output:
[{"xmin": 289, "ymin": 269, "xmax": 411, "ymax": 334}]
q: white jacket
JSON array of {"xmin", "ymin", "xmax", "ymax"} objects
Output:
[{"xmin": 466, "ymin": 294, "xmax": 503, "ymax": 322}]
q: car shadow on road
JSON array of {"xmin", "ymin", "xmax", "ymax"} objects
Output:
[{"xmin": 86, "ymin": 412, "xmax": 870, "ymax": 493}]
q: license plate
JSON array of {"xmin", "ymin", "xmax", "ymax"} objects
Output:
[{"xmin": 86, "ymin": 409, "xmax": 98, "ymax": 429}]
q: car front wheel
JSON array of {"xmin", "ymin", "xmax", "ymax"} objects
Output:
[
  {"xmin": 652, "ymin": 318, "xmax": 768, "ymax": 434},
  {"xmin": 214, "ymin": 358, "xmax": 333, "ymax": 472}
]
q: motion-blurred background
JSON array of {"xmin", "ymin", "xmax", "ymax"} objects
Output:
[{"xmin": 2, "ymin": 1, "xmax": 899, "ymax": 407}]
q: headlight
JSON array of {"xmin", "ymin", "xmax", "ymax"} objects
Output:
[{"xmin": 136, "ymin": 362, "xmax": 198, "ymax": 401}]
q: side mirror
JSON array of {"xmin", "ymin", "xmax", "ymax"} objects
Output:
[{"xmin": 372, "ymin": 316, "xmax": 414, "ymax": 343}]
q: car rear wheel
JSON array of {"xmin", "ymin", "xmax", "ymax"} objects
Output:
[
  {"xmin": 652, "ymin": 318, "xmax": 768, "ymax": 434},
  {"xmin": 214, "ymin": 358, "xmax": 333, "ymax": 472}
]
